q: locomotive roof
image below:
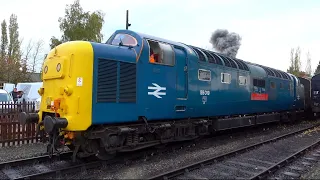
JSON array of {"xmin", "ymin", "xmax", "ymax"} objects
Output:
[
  {"xmin": 137, "ymin": 32, "xmax": 185, "ymax": 47},
  {"xmin": 113, "ymin": 29, "xmax": 294, "ymax": 80}
]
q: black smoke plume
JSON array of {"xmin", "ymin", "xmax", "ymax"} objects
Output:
[{"xmin": 209, "ymin": 29, "xmax": 242, "ymax": 58}]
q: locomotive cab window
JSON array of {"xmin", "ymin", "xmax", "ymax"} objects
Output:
[
  {"xmin": 111, "ymin": 33, "xmax": 138, "ymax": 47},
  {"xmin": 221, "ymin": 73, "xmax": 231, "ymax": 84},
  {"xmin": 148, "ymin": 40, "xmax": 175, "ymax": 66}
]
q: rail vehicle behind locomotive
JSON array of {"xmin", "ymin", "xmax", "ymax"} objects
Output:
[
  {"xmin": 19, "ymin": 29, "xmax": 307, "ymax": 161},
  {"xmin": 298, "ymin": 77, "xmax": 312, "ymax": 118},
  {"xmin": 311, "ymin": 74, "xmax": 320, "ymax": 116}
]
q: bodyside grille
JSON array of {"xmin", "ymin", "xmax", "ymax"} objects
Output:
[
  {"xmin": 97, "ymin": 60, "xmax": 117, "ymax": 102},
  {"xmin": 119, "ymin": 62, "xmax": 136, "ymax": 102},
  {"xmin": 97, "ymin": 59, "xmax": 136, "ymax": 103}
]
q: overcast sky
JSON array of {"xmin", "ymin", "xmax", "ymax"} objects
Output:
[{"xmin": 1, "ymin": 0, "xmax": 319, "ymax": 73}]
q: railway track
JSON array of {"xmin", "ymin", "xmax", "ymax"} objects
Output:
[
  {"xmin": 0, "ymin": 151, "xmax": 73, "ymax": 179},
  {"xmin": 0, "ymin": 151, "xmax": 73, "ymax": 170},
  {"xmin": 1, "ymin": 122, "xmax": 319, "ymax": 179},
  {"xmin": 147, "ymin": 124, "xmax": 320, "ymax": 180},
  {"xmin": 0, "ymin": 138, "xmax": 203, "ymax": 179}
]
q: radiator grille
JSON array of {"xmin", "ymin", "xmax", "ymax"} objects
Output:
[
  {"xmin": 97, "ymin": 59, "xmax": 117, "ymax": 102},
  {"xmin": 119, "ymin": 62, "xmax": 136, "ymax": 102},
  {"xmin": 97, "ymin": 59, "xmax": 136, "ymax": 103}
]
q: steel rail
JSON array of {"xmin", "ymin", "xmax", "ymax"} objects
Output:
[
  {"xmin": 7, "ymin": 122, "xmax": 320, "ymax": 180},
  {"xmin": 0, "ymin": 151, "xmax": 73, "ymax": 169},
  {"xmin": 249, "ymin": 139, "xmax": 320, "ymax": 180},
  {"xmin": 13, "ymin": 160, "xmax": 104, "ymax": 180},
  {"xmin": 146, "ymin": 123, "xmax": 320, "ymax": 180}
]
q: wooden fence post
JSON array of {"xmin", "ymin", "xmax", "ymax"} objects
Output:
[{"xmin": 0, "ymin": 101, "xmax": 45, "ymax": 147}]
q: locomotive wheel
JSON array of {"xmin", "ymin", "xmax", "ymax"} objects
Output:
[{"xmin": 96, "ymin": 148, "xmax": 116, "ymax": 160}]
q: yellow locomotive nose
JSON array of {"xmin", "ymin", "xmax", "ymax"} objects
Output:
[{"xmin": 19, "ymin": 41, "xmax": 94, "ymax": 134}]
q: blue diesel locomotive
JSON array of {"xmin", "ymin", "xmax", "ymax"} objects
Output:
[{"xmin": 20, "ymin": 29, "xmax": 306, "ymax": 161}]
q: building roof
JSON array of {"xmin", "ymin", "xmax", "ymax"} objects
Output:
[{"xmin": 29, "ymin": 73, "xmax": 42, "ymax": 82}]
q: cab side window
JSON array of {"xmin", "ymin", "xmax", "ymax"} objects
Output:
[{"xmin": 148, "ymin": 40, "xmax": 174, "ymax": 66}]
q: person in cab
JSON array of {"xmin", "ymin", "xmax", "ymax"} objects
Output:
[{"xmin": 149, "ymin": 48, "xmax": 156, "ymax": 63}]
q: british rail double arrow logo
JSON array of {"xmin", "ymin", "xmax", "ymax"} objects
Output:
[{"xmin": 148, "ymin": 83, "xmax": 166, "ymax": 98}]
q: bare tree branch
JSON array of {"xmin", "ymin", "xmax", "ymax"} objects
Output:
[
  {"xmin": 305, "ymin": 51, "xmax": 312, "ymax": 76},
  {"xmin": 31, "ymin": 39, "xmax": 44, "ymax": 73},
  {"xmin": 23, "ymin": 39, "xmax": 33, "ymax": 67}
]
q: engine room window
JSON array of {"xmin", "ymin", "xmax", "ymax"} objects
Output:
[
  {"xmin": 198, "ymin": 69, "xmax": 211, "ymax": 81},
  {"xmin": 280, "ymin": 82, "xmax": 283, "ymax": 89},
  {"xmin": 253, "ymin": 79, "xmax": 265, "ymax": 88},
  {"xmin": 111, "ymin": 33, "xmax": 138, "ymax": 47},
  {"xmin": 221, "ymin": 73, "xmax": 231, "ymax": 84},
  {"xmin": 239, "ymin": 76, "xmax": 247, "ymax": 86},
  {"xmin": 270, "ymin": 81, "xmax": 276, "ymax": 89},
  {"xmin": 148, "ymin": 40, "xmax": 175, "ymax": 66}
]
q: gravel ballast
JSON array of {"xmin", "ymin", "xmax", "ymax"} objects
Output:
[
  {"xmin": 0, "ymin": 120, "xmax": 318, "ymax": 179},
  {"xmin": 175, "ymin": 127, "xmax": 320, "ymax": 179},
  {"xmin": 67, "ymin": 120, "xmax": 320, "ymax": 179},
  {"xmin": 0, "ymin": 143, "xmax": 48, "ymax": 163},
  {"xmin": 301, "ymin": 160, "xmax": 320, "ymax": 179},
  {"xmin": 0, "ymin": 142, "xmax": 71, "ymax": 163}
]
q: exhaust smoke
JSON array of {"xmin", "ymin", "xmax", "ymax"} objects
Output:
[{"xmin": 209, "ymin": 29, "xmax": 242, "ymax": 58}]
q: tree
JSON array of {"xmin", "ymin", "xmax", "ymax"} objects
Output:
[
  {"xmin": 22, "ymin": 39, "xmax": 44, "ymax": 73},
  {"xmin": 49, "ymin": 37, "xmax": 62, "ymax": 49},
  {"xmin": 8, "ymin": 14, "xmax": 21, "ymax": 63},
  {"xmin": 23, "ymin": 39, "xmax": 33, "ymax": 73},
  {"xmin": 39, "ymin": 54, "xmax": 47, "ymax": 80},
  {"xmin": 0, "ymin": 14, "xmax": 34, "ymax": 83},
  {"xmin": 30, "ymin": 39, "xmax": 44, "ymax": 73},
  {"xmin": 6, "ymin": 14, "xmax": 23, "ymax": 83},
  {"xmin": 0, "ymin": 20, "xmax": 8, "ymax": 80},
  {"xmin": 287, "ymin": 47, "xmax": 302, "ymax": 76},
  {"xmin": 1, "ymin": 14, "xmax": 32, "ymax": 83},
  {"xmin": 49, "ymin": 0, "xmax": 105, "ymax": 49},
  {"xmin": 287, "ymin": 48, "xmax": 295, "ymax": 74},
  {"xmin": 0, "ymin": 20, "xmax": 8, "ymax": 61},
  {"xmin": 315, "ymin": 61, "xmax": 320, "ymax": 75},
  {"xmin": 294, "ymin": 47, "xmax": 301, "ymax": 74},
  {"xmin": 305, "ymin": 51, "xmax": 312, "ymax": 77}
]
